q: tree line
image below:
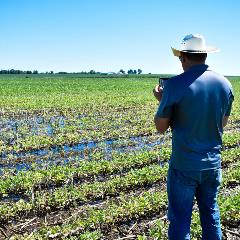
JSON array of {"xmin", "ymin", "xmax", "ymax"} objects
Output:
[
  {"xmin": 0, "ymin": 69, "xmax": 143, "ymax": 75},
  {"xmin": 0, "ymin": 69, "xmax": 39, "ymax": 74},
  {"xmin": 119, "ymin": 69, "xmax": 142, "ymax": 74}
]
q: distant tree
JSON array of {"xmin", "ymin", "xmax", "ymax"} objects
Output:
[
  {"xmin": 119, "ymin": 69, "xmax": 125, "ymax": 74},
  {"xmin": 133, "ymin": 70, "xmax": 137, "ymax": 74},
  {"xmin": 127, "ymin": 69, "xmax": 134, "ymax": 74},
  {"xmin": 89, "ymin": 70, "xmax": 96, "ymax": 74},
  {"xmin": 50, "ymin": 71, "xmax": 54, "ymax": 74},
  {"xmin": 26, "ymin": 71, "xmax": 32, "ymax": 74},
  {"xmin": 33, "ymin": 70, "xmax": 38, "ymax": 74},
  {"xmin": 137, "ymin": 69, "xmax": 142, "ymax": 74}
]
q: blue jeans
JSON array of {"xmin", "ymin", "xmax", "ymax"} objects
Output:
[{"xmin": 167, "ymin": 167, "xmax": 222, "ymax": 240}]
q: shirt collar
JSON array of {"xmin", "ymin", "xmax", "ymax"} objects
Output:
[{"xmin": 188, "ymin": 64, "xmax": 209, "ymax": 72}]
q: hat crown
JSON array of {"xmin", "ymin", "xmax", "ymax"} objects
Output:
[
  {"xmin": 171, "ymin": 33, "xmax": 219, "ymax": 57},
  {"xmin": 180, "ymin": 34, "xmax": 206, "ymax": 51}
]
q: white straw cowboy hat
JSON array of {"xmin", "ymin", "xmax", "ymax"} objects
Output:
[{"xmin": 171, "ymin": 34, "xmax": 220, "ymax": 57}]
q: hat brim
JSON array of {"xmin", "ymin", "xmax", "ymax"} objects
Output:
[{"xmin": 171, "ymin": 46, "xmax": 220, "ymax": 57}]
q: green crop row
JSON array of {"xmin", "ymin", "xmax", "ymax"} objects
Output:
[
  {"xmin": 222, "ymin": 161, "xmax": 240, "ymax": 187},
  {"xmin": 0, "ymin": 148, "xmax": 170, "ymax": 196},
  {"xmin": 0, "ymin": 163, "xmax": 168, "ymax": 223},
  {"xmin": 0, "ymin": 125, "xmax": 164, "ymax": 155},
  {"xmin": 221, "ymin": 146, "xmax": 240, "ymax": 165},
  {"xmin": 11, "ymin": 188, "xmax": 240, "ymax": 239},
  {"xmin": 0, "ymin": 134, "xmax": 164, "ymax": 167},
  {"xmin": 1, "ymin": 142, "xmax": 239, "ymax": 198},
  {"xmin": 0, "ymin": 115, "xmax": 237, "ymax": 156},
  {"xmin": 0, "ymin": 126, "xmax": 237, "ymax": 178},
  {"xmin": 0, "ymin": 104, "xmax": 157, "ymax": 147},
  {"xmin": 16, "ymin": 189, "xmax": 168, "ymax": 239},
  {"xmin": 222, "ymin": 131, "xmax": 240, "ymax": 148},
  {"xmin": 1, "ymin": 152, "xmax": 239, "ymax": 225}
]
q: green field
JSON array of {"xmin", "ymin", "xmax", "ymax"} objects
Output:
[{"xmin": 0, "ymin": 74, "xmax": 239, "ymax": 239}]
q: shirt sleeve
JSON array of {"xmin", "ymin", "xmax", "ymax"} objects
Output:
[
  {"xmin": 155, "ymin": 83, "xmax": 174, "ymax": 118},
  {"xmin": 225, "ymin": 90, "xmax": 234, "ymax": 116}
]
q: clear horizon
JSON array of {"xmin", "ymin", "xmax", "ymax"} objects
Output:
[{"xmin": 1, "ymin": 0, "xmax": 240, "ymax": 75}]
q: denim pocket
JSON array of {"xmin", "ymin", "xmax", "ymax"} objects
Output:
[
  {"xmin": 168, "ymin": 168, "xmax": 198, "ymax": 187},
  {"xmin": 202, "ymin": 168, "xmax": 222, "ymax": 189}
]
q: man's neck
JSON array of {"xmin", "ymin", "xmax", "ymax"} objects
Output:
[{"xmin": 184, "ymin": 61, "xmax": 206, "ymax": 72}]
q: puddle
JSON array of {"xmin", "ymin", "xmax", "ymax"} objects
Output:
[{"xmin": 0, "ymin": 133, "xmax": 171, "ymax": 172}]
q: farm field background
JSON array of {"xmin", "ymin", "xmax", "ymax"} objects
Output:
[{"xmin": 0, "ymin": 74, "xmax": 239, "ymax": 240}]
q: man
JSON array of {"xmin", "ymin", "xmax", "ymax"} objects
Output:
[{"xmin": 153, "ymin": 34, "xmax": 234, "ymax": 240}]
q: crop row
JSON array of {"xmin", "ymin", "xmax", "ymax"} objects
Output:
[
  {"xmin": 221, "ymin": 146, "xmax": 240, "ymax": 166},
  {"xmin": 222, "ymin": 131, "xmax": 240, "ymax": 148},
  {"xmin": 0, "ymin": 112, "xmax": 238, "ymax": 156},
  {"xmin": 1, "ymin": 154, "xmax": 239, "ymax": 225},
  {"xmin": 12, "ymin": 189, "xmax": 168, "ymax": 239},
  {"xmin": 0, "ymin": 126, "xmax": 162, "ymax": 155},
  {"xmin": 0, "ymin": 126, "xmax": 236, "ymax": 174},
  {"xmin": 0, "ymin": 133, "xmax": 169, "ymax": 167},
  {"xmin": 0, "ymin": 101, "xmax": 155, "ymax": 120},
  {"xmin": 1, "ymin": 142, "xmax": 239, "ymax": 200},
  {"xmin": 0, "ymin": 106, "xmax": 155, "ymax": 143},
  {"xmin": 222, "ymin": 162, "xmax": 240, "ymax": 187},
  {"xmin": 0, "ymin": 148, "xmax": 170, "ymax": 196},
  {"xmin": 0, "ymin": 163, "xmax": 168, "ymax": 223},
  {"xmin": 0, "ymin": 127, "xmax": 236, "ymax": 172},
  {"xmin": 0, "ymin": 115, "xmax": 238, "ymax": 155},
  {"xmin": 1, "ymin": 143, "xmax": 239, "ymax": 198},
  {"xmin": 10, "ymin": 186, "xmax": 240, "ymax": 239}
]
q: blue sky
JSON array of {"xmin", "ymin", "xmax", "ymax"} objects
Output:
[{"xmin": 1, "ymin": 0, "xmax": 239, "ymax": 75}]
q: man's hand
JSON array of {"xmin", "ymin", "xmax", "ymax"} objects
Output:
[{"xmin": 153, "ymin": 85, "xmax": 163, "ymax": 102}]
